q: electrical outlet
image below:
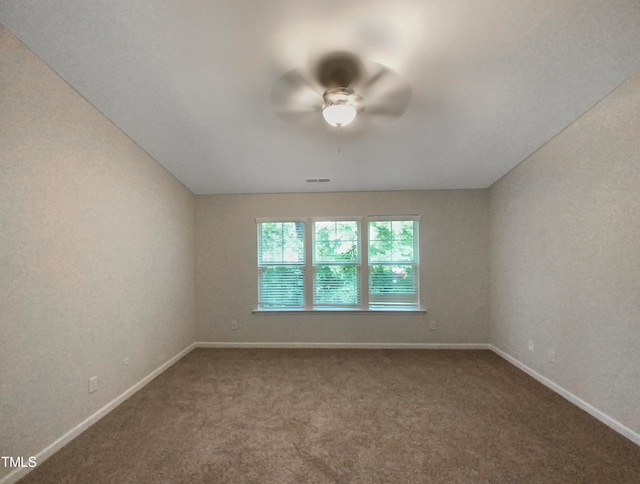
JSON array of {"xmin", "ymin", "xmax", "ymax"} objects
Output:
[
  {"xmin": 123, "ymin": 357, "xmax": 130, "ymax": 368},
  {"xmin": 429, "ymin": 320, "xmax": 437, "ymax": 331},
  {"xmin": 231, "ymin": 320, "xmax": 238, "ymax": 330},
  {"xmin": 548, "ymin": 349, "xmax": 556, "ymax": 363},
  {"xmin": 528, "ymin": 340, "xmax": 535, "ymax": 352},
  {"xmin": 88, "ymin": 376, "xmax": 98, "ymax": 393}
]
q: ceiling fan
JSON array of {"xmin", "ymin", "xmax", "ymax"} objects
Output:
[{"xmin": 271, "ymin": 51, "xmax": 412, "ymax": 129}]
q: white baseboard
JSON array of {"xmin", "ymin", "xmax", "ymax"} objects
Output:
[
  {"xmin": 0, "ymin": 343, "xmax": 197, "ymax": 484},
  {"xmin": 489, "ymin": 345, "xmax": 640, "ymax": 446},
  {"xmin": 195, "ymin": 341, "xmax": 491, "ymax": 350}
]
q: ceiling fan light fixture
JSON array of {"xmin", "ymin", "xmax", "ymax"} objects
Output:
[
  {"xmin": 322, "ymin": 103, "xmax": 357, "ymax": 127},
  {"xmin": 321, "ymin": 87, "xmax": 359, "ymax": 127}
]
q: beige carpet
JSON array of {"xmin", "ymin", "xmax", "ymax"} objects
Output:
[{"xmin": 20, "ymin": 349, "xmax": 640, "ymax": 483}]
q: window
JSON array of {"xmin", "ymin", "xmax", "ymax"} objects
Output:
[
  {"xmin": 368, "ymin": 219, "xmax": 419, "ymax": 309},
  {"xmin": 257, "ymin": 216, "xmax": 420, "ymax": 311},
  {"xmin": 313, "ymin": 220, "xmax": 360, "ymax": 308},
  {"xmin": 257, "ymin": 221, "xmax": 305, "ymax": 309}
]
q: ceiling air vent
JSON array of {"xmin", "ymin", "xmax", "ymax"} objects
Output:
[{"xmin": 306, "ymin": 178, "xmax": 331, "ymax": 183}]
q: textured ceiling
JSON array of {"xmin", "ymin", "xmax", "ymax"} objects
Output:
[{"xmin": 2, "ymin": 0, "xmax": 640, "ymax": 194}]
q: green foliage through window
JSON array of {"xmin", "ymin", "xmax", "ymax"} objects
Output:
[
  {"xmin": 369, "ymin": 221, "xmax": 414, "ymax": 262},
  {"xmin": 314, "ymin": 221, "xmax": 359, "ymax": 262}
]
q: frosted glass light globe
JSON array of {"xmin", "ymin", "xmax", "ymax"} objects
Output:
[{"xmin": 322, "ymin": 104, "xmax": 357, "ymax": 127}]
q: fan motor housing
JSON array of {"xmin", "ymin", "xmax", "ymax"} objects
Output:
[{"xmin": 322, "ymin": 87, "xmax": 361, "ymax": 109}]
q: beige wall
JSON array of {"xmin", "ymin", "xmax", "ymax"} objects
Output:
[
  {"xmin": 489, "ymin": 72, "xmax": 640, "ymax": 434},
  {"xmin": 0, "ymin": 25, "xmax": 195, "ymax": 475},
  {"xmin": 195, "ymin": 190, "xmax": 490, "ymax": 344}
]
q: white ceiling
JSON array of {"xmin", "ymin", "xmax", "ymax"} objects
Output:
[{"xmin": 2, "ymin": 1, "xmax": 640, "ymax": 194}]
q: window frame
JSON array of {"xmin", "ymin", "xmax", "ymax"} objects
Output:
[
  {"xmin": 256, "ymin": 218, "xmax": 307, "ymax": 310},
  {"xmin": 367, "ymin": 216, "xmax": 421, "ymax": 310},
  {"xmin": 255, "ymin": 215, "xmax": 423, "ymax": 312},
  {"xmin": 312, "ymin": 217, "xmax": 362, "ymax": 310}
]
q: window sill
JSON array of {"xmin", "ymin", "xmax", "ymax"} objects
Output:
[{"xmin": 252, "ymin": 308, "xmax": 427, "ymax": 314}]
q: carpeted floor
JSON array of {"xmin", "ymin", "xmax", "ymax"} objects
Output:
[{"xmin": 19, "ymin": 349, "xmax": 640, "ymax": 483}]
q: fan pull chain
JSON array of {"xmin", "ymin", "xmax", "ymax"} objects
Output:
[{"xmin": 337, "ymin": 124, "xmax": 342, "ymax": 154}]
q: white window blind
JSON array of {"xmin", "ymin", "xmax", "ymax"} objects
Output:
[{"xmin": 257, "ymin": 221, "xmax": 305, "ymax": 309}]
